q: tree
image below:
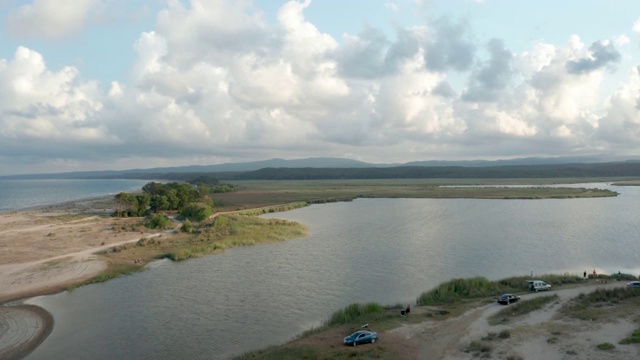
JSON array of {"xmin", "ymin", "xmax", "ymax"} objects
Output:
[{"xmin": 150, "ymin": 194, "xmax": 170, "ymax": 213}]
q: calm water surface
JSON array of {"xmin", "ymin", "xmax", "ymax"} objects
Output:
[
  {"xmin": 0, "ymin": 179, "xmax": 150, "ymax": 212},
  {"xmin": 24, "ymin": 183, "xmax": 640, "ymax": 359}
]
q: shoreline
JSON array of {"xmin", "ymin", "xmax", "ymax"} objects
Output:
[
  {"xmin": 0, "ymin": 195, "xmax": 162, "ymax": 359},
  {"xmin": 0, "ymin": 305, "xmax": 53, "ymax": 360}
]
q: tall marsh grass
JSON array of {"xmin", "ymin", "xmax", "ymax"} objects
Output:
[
  {"xmin": 159, "ymin": 215, "xmax": 307, "ymax": 261},
  {"xmin": 327, "ymin": 302, "xmax": 385, "ymax": 326},
  {"xmin": 417, "ymin": 277, "xmax": 505, "ymax": 305}
]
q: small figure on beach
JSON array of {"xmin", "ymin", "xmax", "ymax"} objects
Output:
[
  {"xmin": 593, "ymin": 269, "xmax": 597, "ymax": 276},
  {"xmin": 405, "ymin": 305, "xmax": 411, "ymax": 314},
  {"xmin": 583, "ymin": 270, "xmax": 587, "ymax": 279},
  {"xmin": 618, "ymin": 271, "xmax": 622, "ymax": 281}
]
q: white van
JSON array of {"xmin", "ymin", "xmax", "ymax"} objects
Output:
[{"xmin": 528, "ymin": 280, "xmax": 551, "ymax": 292}]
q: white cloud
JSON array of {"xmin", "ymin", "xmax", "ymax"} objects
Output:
[
  {"xmin": 633, "ymin": 18, "xmax": 640, "ymax": 35},
  {"xmin": 0, "ymin": 47, "xmax": 106, "ymax": 141},
  {"xmin": 5, "ymin": 0, "xmax": 100, "ymax": 39},
  {"xmin": 2, "ymin": 1, "xmax": 640, "ymax": 175}
]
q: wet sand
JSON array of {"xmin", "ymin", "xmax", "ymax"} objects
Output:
[{"xmin": 0, "ymin": 305, "xmax": 53, "ymax": 360}]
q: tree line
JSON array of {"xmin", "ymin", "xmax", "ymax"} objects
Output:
[{"xmin": 114, "ymin": 181, "xmax": 235, "ymax": 223}]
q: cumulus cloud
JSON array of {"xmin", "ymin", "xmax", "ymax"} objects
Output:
[
  {"xmin": 0, "ymin": 47, "xmax": 105, "ymax": 141},
  {"xmin": 2, "ymin": 0, "xmax": 640, "ymax": 175},
  {"xmin": 5, "ymin": 0, "xmax": 100, "ymax": 39},
  {"xmin": 566, "ymin": 40, "xmax": 621, "ymax": 74},
  {"xmin": 424, "ymin": 17, "xmax": 476, "ymax": 72},
  {"xmin": 595, "ymin": 66, "xmax": 640, "ymax": 148},
  {"xmin": 462, "ymin": 38, "xmax": 513, "ymax": 102}
]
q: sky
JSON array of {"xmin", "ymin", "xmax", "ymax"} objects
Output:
[{"xmin": 1, "ymin": 0, "xmax": 640, "ymax": 175}]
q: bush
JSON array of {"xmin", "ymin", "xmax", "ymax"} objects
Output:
[
  {"xmin": 181, "ymin": 202, "xmax": 213, "ymax": 222},
  {"xmin": 181, "ymin": 219, "xmax": 193, "ymax": 233},
  {"xmin": 144, "ymin": 214, "xmax": 172, "ymax": 229}
]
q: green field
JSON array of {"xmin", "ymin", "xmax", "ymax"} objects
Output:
[{"xmin": 212, "ymin": 178, "xmax": 619, "ymax": 211}]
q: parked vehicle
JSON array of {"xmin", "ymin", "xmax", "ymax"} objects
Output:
[
  {"xmin": 497, "ymin": 293, "xmax": 521, "ymax": 305},
  {"xmin": 528, "ymin": 280, "xmax": 551, "ymax": 291},
  {"xmin": 627, "ymin": 281, "xmax": 640, "ymax": 288},
  {"xmin": 343, "ymin": 330, "xmax": 378, "ymax": 346}
]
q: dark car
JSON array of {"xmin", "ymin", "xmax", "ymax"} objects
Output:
[
  {"xmin": 497, "ymin": 293, "xmax": 521, "ymax": 305},
  {"xmin": 627, "ymin": 281, "xmax": 640, "ymax": 288},
  {"xmin": 343, "ymin": 330, "xmax": 378, "ymax": 346}
]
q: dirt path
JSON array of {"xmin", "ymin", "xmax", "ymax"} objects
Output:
[
  {"xmin": 388, "ymin": 281, "xmax": 640, "ymax": 359},
  {"xmin": 0, "ymin": 230, "xmax": 173, "ymax": 303}
]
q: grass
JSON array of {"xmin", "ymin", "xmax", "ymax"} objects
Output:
[
  {"xmin": 620, "ymin": 329, "xmax": 640, "ymax": 344},
  {"xmin": 596, "ymin": 342, "xmax": 615, "ymax": 350},
  {"xmin": 417, "ymin": 277, "xmax": 506, "ymax": 305},
  {"xmin": 157, "ymin": 215, "xmax": 308, "ymax": 261},
  {"xmin": 70, "ymin": 214, "xmax": 307, "ymax": 289},
  {"xmin": 212, "ymin": 179, "xmax": 618, "ymax": 212},
  {"xmin": 234, "ymin": 346, "xmax": 386, "ymax": 360},
  {"xmin": 560, "ymin": 287, "xmax": 640, "ymax": 321},
  {"xmin": 416, "ymin": 274, "xmax": 594, "ymax": 306},
  {"xmin": 465, "ymin": 340, "xmax": 493, "ymax": 357},
  {"xmin": 489, "ymin": 295, "xmax": 559, "ymax": 325},
  {"xmin": 234, "ymin": 273, "xmax": 633, "ymax": 360},
  {"xmin": 327, "ymin": 303, "xmax": 385, "ymax": 326}
]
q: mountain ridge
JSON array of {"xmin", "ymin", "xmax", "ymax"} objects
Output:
[{"xmin": 2, "ymin": 155, "xmax": 639, "ymax": 180}]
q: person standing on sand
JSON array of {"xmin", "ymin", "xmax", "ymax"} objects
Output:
[{"xmin": 583, "ymin": 271, "xmax": 587, "ymax": 279}]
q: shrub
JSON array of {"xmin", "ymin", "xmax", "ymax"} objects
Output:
[
  {"xmin": 181, "ymin": 202, "xmax": 213, "ymax": 222},
  {"xmin": 144, "ymin": 214, "xmax": 172, "ymax": 229},
  {"xmin": 181, "ymin": 219, "xmax": 193, "ymax": 233}
]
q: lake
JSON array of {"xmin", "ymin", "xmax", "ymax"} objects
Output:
[{"xmin": 23, "ymin": 183, "xmax": 640, "ymax": 359}]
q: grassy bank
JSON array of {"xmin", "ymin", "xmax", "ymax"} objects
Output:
[
  {"xmin": 416, "ymin": 274, "xmax": 590, "ymax": 306},
  {"xmin": 213, "ymin": 179, "xmax": 619, "ymax": 211},
  {"xmin": 69, "ymin": 213, "xmax": 307, "ymax": 289},
  {"xmin": 235, "ymin": 273, "xmax": 640, "ymax": 359}
]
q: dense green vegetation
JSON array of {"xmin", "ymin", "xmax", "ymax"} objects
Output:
[
  {"xmin": 225, "ymin": 163, "xmax": 640, "ymax": 180},
  {"xmin": 417, "ymin": 277, "xmax": 502, "ymax": 305},
  {"xmin": 74, "ymin": 162, "xmax": 640, "ymax": 182},
  {"xmin": 327, "ymin": 303, "xmax": 385, "ymax": 326},
  {"xmin": 180, "ymin": 202, "xmax": 213, "ymax": 222},
  {"xmin": 416, "ymin": 274, "xmax": 605, "ymax": 306},
  {"xmin": 143, "ymin": 214, "xmax": 173, "ymax": 229},
  {"xmin": 113, "ymin": 181, "xmax": 235, "ymax": 220},
  {"xmin": 156, "ymin": 214, "xmax": 307, "ymax": 261}
]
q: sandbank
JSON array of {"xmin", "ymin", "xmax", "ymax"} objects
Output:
[{"xmin": 0, "ymin": 196, "xmax": 165, "ymax": 359}]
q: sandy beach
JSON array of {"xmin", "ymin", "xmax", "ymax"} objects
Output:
[{"xmin": 0, "ymin": 197, "xmax": 165, "ymax": 359}]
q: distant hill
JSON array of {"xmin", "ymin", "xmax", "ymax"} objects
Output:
[{"xmin": 2, "ymin": 156, "xmax": 639, "ymax": 180}]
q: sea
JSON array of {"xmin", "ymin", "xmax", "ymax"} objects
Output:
[{"xmin": 0, "ymin": 179, "xmax": 151, "ymax": 212}]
